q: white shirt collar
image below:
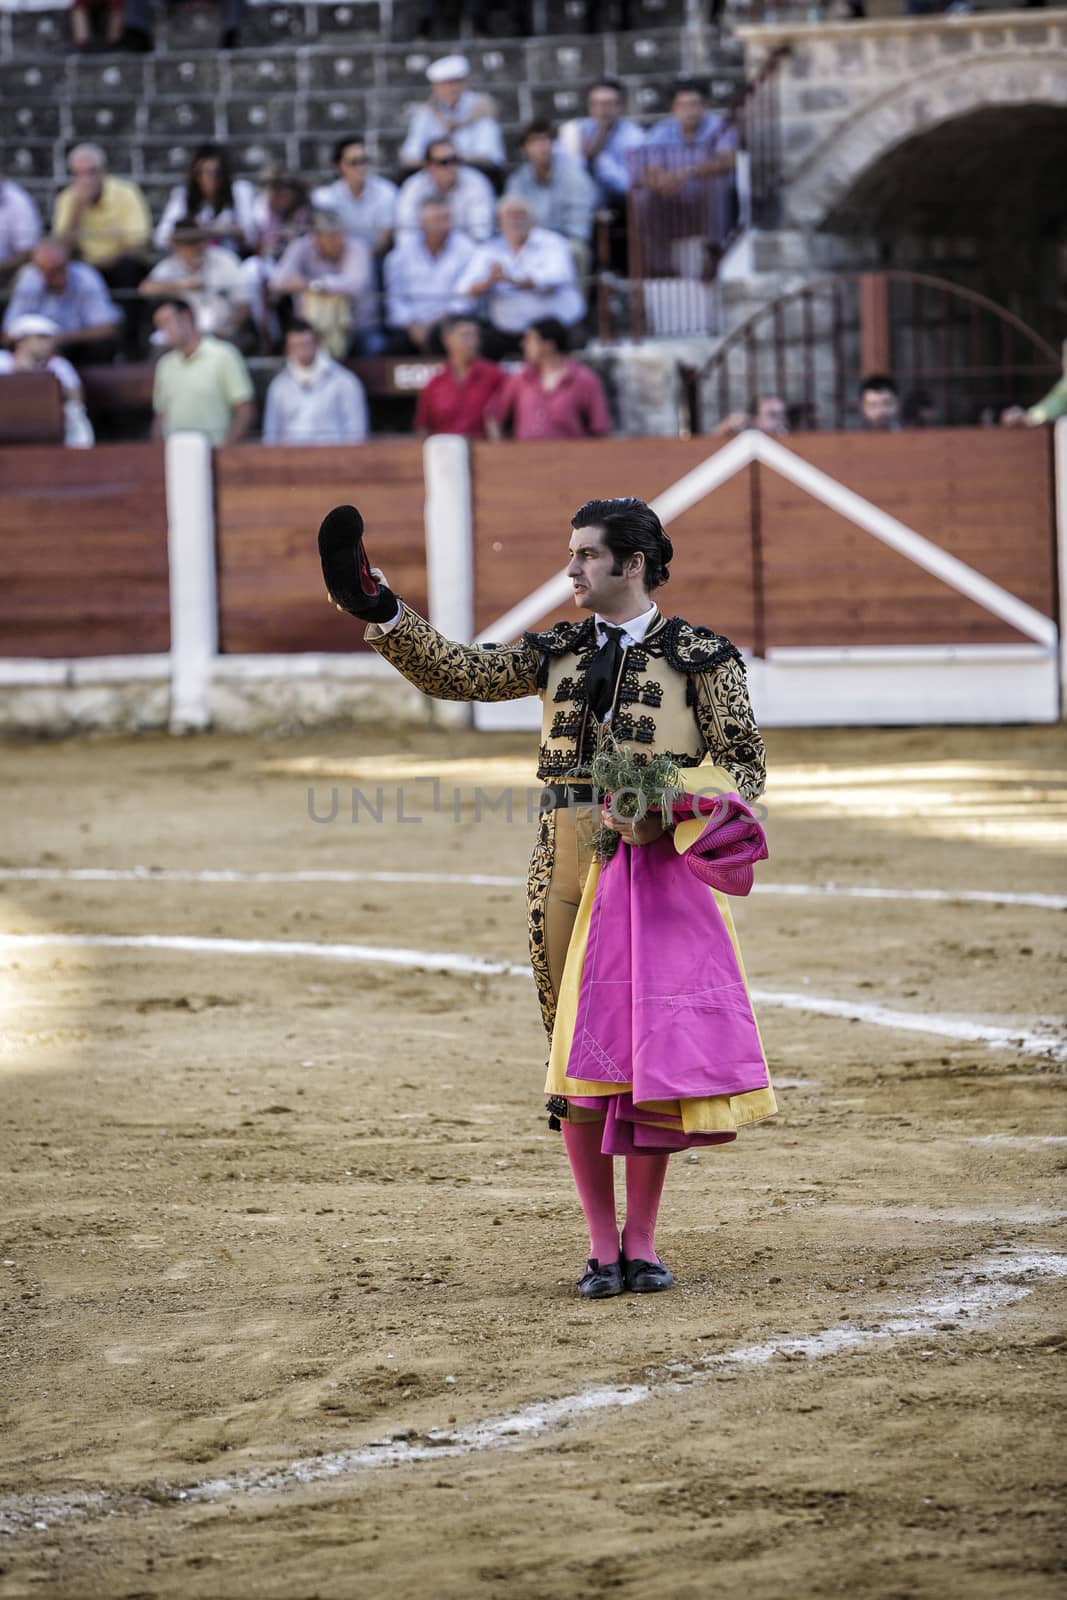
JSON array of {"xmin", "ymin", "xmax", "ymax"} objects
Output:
[{"xmin": 594, "ymin": 602, "xmax": 658, "ymax": 649}]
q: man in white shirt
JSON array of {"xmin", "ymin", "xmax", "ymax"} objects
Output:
[
  {"xmin": 399, "ymin": 55, "xmax": 505, "ymax": 182},
  {"xmin": 0, "ymin": 174, "xmax": 42, "ymax": 281},
  {"xmin": 456, "ymin": 196, "xmax": 585, "ymax": 344},
  {"xmin": 310, "ymin": 137, "xmax": 398, "ymax": 258},
  {"xmin": 384, "ymin": 199, "xmax": 475, "ymax": 353},
  {"xmin": 261, "ymin": 321, "xmax": 368, "ymax": 446},
  {"xmin": 395, "ymin": 140, "xmax": 495, "ymax": 244},
  {"xmin": 140, "ymin": 221, "xmax": 250, "ymax": 340}
]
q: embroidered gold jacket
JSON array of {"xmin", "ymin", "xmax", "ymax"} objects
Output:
[{"xmin": 365, "ymin": 604, "xmax": 766, "ymax": 800}]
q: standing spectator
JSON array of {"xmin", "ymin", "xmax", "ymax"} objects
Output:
[
  {"xmin": 399, "ymin": 56, "xmax": 506, "ymax": 184},
  {"xmin": 396, "ymin": 140, "xmax": 495, "ymax": 244},
  {"xmin": 384, "ymin": 200, "xmax": 475, "ymax": 353},
  {"xmin": 859, "ymin": 374, "xmax": 901, "ymax": 431},
  {"xmin": 456, "ymin": 197, "xmax": 585, "ymax": 345},
  {"xmin": 506, "ymin": 122, "xmax": 597, "ymax": 258},
  {"xmin": 151, "ymin": 297, "xmax": 254, "ymax": 445},
  {"xmin": 559, "ymin": 81, "xmax": 644, "ymax": 213},
  {"xmin": 488, "ymin": 317, "xmax": 610, "ymax": 441},
  {"xmin": 310, "ymin": 137, "xmax": 398, "ymax": 258},
  {"xmin": 0, "ymin": 171, "xmax": 41, "ymax": 282},
  {"xmin": 154, "ymin": 144, "xmax": 258, "ymax": 255},
  {"xmin": 415, "ymin": 315, "xmax": 504, "ymax": 438},
  {"xmin": 0, "ymin": 313, "xmax": 94, "ymax": 447},
  {"xmin": 633, "ymin": 80, "xmax": 738, "ymax": 278},
  {"xmin": 52, "ymin": 144, "xmax": 150, "ymax": 359},
  {"xmin": 140, "ymin": 222, "xmax": 250, "ymax": 340},
  {"xmin": 70, "ymin": 0, "xmax": 123, "ymax": 51},
  {"xmin": 269, "ymin": 211, "xmax": 376, "ymax": 358},
  {"xmin": 3, "ymin": 239, "xmax": 121, "ymax": 367},
  {"xmin": 261, "ymin": 321, "xmax": 368, "ymax": 446}
]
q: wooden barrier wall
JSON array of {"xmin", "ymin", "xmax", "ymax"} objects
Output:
[
  {"xmin": 470, "ymin": 429, "xmax": 1056, "ymax": 649},
  {"xmin": 214, "ymin": 442, "xmax": 427, "ymax": 654},
  {"xmin": 0, "ymin": 444, "xmax": 168, "ymax": 658}
]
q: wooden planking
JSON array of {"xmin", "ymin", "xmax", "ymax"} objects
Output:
[
  {"xmin": 0, "ymin": 443, "xmax": 169, "ymax": 657},
  {"xmin": 760, "ymin": 430, "xmax": 1056, "ymax": 647},
  {"xmin": 470, "ymin": 438, "xmax": 757, "ymax": 646},
  {"xmin": 214, "ymin": 442, "xmax": 428, "ymax": 654}
]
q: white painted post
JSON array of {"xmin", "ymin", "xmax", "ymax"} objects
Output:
[
  {"xmin": 1055, "ymin": 417, "xmax": 1067, "ymax": 718},
  {"xmin": 423, "ymin": 433, "xmax": 474, "ymax": 730},
  {"xmin": 164, "ymin": 432, "xmax": 217, "ymax": 733}
]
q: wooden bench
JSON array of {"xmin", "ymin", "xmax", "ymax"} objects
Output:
[{"xmin": 0, "ymin": 371, "xmax": 64, "ymax": 445}]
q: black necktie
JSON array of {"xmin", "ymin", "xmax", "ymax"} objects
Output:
[{"xmin": 584, "ymin": 624, "xmax": 625, "ymax": 722}]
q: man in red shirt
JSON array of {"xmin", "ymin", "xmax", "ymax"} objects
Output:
[
  {"xmin": 488, "ymin": 317, "xmax": 612, "ymax": 442},
  {"xmin": 414, "ymin": 314, "xmax": 504, "ymax": 437}
]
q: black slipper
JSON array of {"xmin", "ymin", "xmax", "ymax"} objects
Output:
[
  {"xmin": 623, "ymin": 1256, "xmax": 674, "ymax": 1293},
  {"xmin": 577, "ymin": 1257, "xmax": 625, "ymax": 1299}
]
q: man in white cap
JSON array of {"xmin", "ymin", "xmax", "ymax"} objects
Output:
[
  {"xmin": 399, "ymin": 55, "xmax": 505, "ymax": 185},
  {"xmin": 0, "ymin": 313, "xmax": 94, "ymax": 446}
]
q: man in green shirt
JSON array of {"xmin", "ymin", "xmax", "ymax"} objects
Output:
[{"xmin": 151, "ymin": 297, "xmax": 255, "ymax": 447}]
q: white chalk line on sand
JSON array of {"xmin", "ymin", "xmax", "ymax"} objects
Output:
[
  {"xmin": 1, "ymin": 930, "xmax": 1064, "ymax": 1061},
  {"xmin": 0, "ymin": 866, "xmax": 1064, "ymax": 911},
  {"xmin": 0, "ymin": 1249, "xmax": 1063, "ymax": 1538}
]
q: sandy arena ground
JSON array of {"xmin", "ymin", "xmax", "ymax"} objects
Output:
[{"xmin": 0, "ymin": 721, "xmax": 1065, "ymax": 1599}]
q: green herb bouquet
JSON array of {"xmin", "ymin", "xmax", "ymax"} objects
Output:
[{"xmin": 589, "ymin": 737, "xmax": 682, "ymax": 862}]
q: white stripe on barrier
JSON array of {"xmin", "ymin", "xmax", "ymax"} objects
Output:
[{"xmin": 0, "ymin": 930, "xmax": 1063, "ymax": 1059}]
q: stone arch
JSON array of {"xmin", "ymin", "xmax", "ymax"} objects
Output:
[{"xmin": 786, "ymin": 53, "xmax": 1067, "ymax": 227}]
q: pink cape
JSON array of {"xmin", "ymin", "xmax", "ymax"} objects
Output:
[{"xmin": 563, "ymin": 793, "xmax": 770, "ymax": 1154}]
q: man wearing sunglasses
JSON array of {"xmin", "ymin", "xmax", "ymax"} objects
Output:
[
  {"xmin": 311, "ymin": 136, "xmax": 398, "ymax": 259},
  {"xmin": 395, "ymin": 139, "xmax": 495, "ymax": 244}
]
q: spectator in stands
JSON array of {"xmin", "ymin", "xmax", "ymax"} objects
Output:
[
  {"xmin": 140, "ymin": 222, "xmax": 250, "ymax": 341},
  {"xmin": 505, "ymin": 121, "xmax": 597, "ymax": 268},
  {"xmin": 0, "ymin": 313, "xmax": 94, "ymax": 447},
  {"xmin": 151, "ymin": 296, "xmax": 254, "ymax": 446},
  {"xmin": 0, "ymin": 171, "xmax": 41, "ymax": 283},
  {"xmin": 1001, "ymin": 338, "xmax": 1067, "ymax": 426},
  {"xmin": 859, "ymin": 374, "xmax": 901, "ymax": 431},
  {"xmin": 261, "ymin": 320, "xmax": 368, "ymax": 446},
  {"xmin": 399, "ymin": 56, "xmax": 506, "ymax": 185},
  {"xmin": 635, "ymin": 79, "xmax": 738, "ymax": 277},
  {"xmin": 52, "ymin": 143, "xmax": 151, "ymax": 359},
  {"xmin": 3, "ymin": 239, "xmax": 121, "ymax": 367},
  {"xmin": 415, "ymin": 315, "xmax": 504, "ymax": 438},
  {"xmin": 384, "ymin": 199, "xmax": 475, "ymax": 355},
  {"xmin": 396, "ymin": 139, "xmax": 495, "ymax": 244},
  {"xmin": 487, "ymin": 316, "xmax": 610, "ymax": 442},
  {"xmin": 456, "ymin": 197, "xmax": 585, "ymax": 348},
  {"xmin": 154, "ymin": 144, "xmax": 258, "ymax": 255},
  {"xmin": 715, "ymin": 393, "xmax": 789, "ymax": 437},
  {"xmin": 310, "ymin": 137, "xmax": 398, "ymax": 258},
  {"xmin": 242, "ymin": 171, "xmax": 312, "ymax": 350},
  {"xmin": 559, "ymin": 80, "xmax": 644, "ymax": 214},
  {"xmin": 269, "ymin": 210, "xmax": 377, "ymax": 358},
  {"xmin": 71, "ymin": 0, "xmax": 123, "ymax": 52}
]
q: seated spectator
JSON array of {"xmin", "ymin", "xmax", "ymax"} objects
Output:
[
  {"xmin": 151, "ymin": 296, "xmax": 254, "ymax": 446},
  {"xmin": 0, "ymin": 171, "xmax": 41, "ymax": 282},
  {"xmin": 384, "ymin": 200, "xmax": 475, "ymax": 354},
  {"xmin": 155, "ymin": 143, "xmax": 257, "ymax": 255},
  {"xmin": 487, "ymin": 317, "xmax": 610, "ymax": 442},
  {"xmin": 415, "ymin": 315, "xmax": 504, "ymax": 438},
  {"xmin": 456, "ymin": 197, "xmax": 585, "ymax": 345},
  {"xmin": 399, "ymin": 55, "xmax": 506, "ymax": 184},
  {"xmin": 52, "ymin": 143, "xmax": 151, "ymax": 359},
  {"xmin": 242, "ymin": 171, "xmax": 312, "ymax": 348},
  {"xmin": 1001, "ymin": 341, "xmax": 1067, "ymax": 426},
  {"xmin": 71, "ymin": 0, "xmax": 122, "ymax": 52},
  {"xmin": 3, "ymin": 239, "xmax": 121, "ymax": 367},
  {"xmin": 140, "ymin": 222, "xmax": 250, "ymax": 341},
  {"xmin": 558, "ymin": 80, "xmax": 644, "ymax": 214},
  {"xmin": 715, "ymin": 393, "xmax": 789, "ymax": 437},
  {"xmin": 269, "ymin": 210, "xmax": 377, "ymax": 358},
  {"xmin": 632, "ymin": 79, "xmax": 738, "ymax": 278},
  {"xmin": 505, "ymin": 121, "xmax": 597, "ymax": 259},
  {"xmin": 0, "ymin": 313, "xmax": 94, "ymax": 447},
  {"xmin": 310, "ymin": 137, "xmax": 398, "ymax": 258},
  {"xmin": 396, "ymin": 140, "xmax": 495, "ymax": 244},
  {"xmin": 261, "ymin": 320, "xmax": 368, "ymax": 446},
  {"xmin": 860, "ymin": 374, "xmax": 901, "ymax": 431}
]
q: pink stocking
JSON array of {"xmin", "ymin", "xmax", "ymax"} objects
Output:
[
  {"xmin": 561, "ymin": 1118, "xmax": 619, "ymax": 1264},
  {"xmin": 622, "ymin": 1153, "xmax": 670, "ymax": 1264}
]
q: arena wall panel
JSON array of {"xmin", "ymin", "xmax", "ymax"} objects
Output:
[
  {"xmin": 213, "ymin": 442, "xmax": 428, "ymax": 655},
  {"xmin": 0, "ymin": 443, "xmax": 169, "ymax": 658}
]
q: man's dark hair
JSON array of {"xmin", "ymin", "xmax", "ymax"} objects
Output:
[
  {"xmin": 520, "ymin": 118, "xmax": 554, "ymax": 144},
  {"xmin": 529, "ymin": 316, "xmax": 568, "ymax": 353},
  {"xmin": 860, "ymin": 372, "xmax": 897, "ymax": 397},
  {"xmin": 285, "ymin": 318, "xmax": 316, "ymax": 338},
  {"xmin": 672, "ymin": 77, "xmax": 707, "ymax": 100},
  {"xmin": 571, "ymin": 497, "xmax": 673, "ymax": 593},
  {"xmin": 441, "ymin": 313, "xmax": 479, "ymax": 336},
  {"xmin": 153, "ymin": 296, "xmax": 195, "ymax": 319},
  {"xmin": 425, "ymin": 138, "xmax": 457, "ymax": 163},
  {"xmin": 332, "ymin": 135, "xmax": 366, "ymax": 165},
  {"xmin": 590, "ymin": 77, "xmax": 625, "ymax": 98}
]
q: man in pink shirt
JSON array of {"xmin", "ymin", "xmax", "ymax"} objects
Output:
[{"xmin": 488, "ymin": 317, "xmax": 612, "ymax": 442}]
